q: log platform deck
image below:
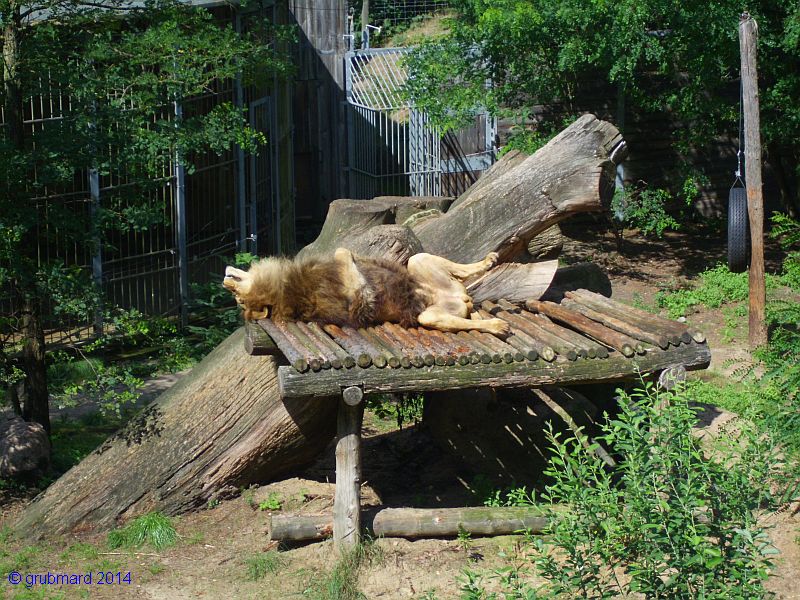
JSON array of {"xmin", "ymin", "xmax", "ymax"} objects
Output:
[
  {"xmin": 246, "ymin": 289, "xmax": 711, "ymax": 399},
  {"xmin": 245, "ymin": 289, "xmax": 711, "ymax": 550}
]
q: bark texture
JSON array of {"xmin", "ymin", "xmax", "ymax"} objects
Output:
[
  {"xmin": 412, "ymin": 114, "xmax": 626, "ymax": 263},
  {"xmin": 14, "ymin": 329, "xmax": 337, "ymax": 539}
]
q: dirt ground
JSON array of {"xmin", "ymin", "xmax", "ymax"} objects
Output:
[{"xmin": 2, "ymin": 224, "xmax": 799, "ymax": 599}]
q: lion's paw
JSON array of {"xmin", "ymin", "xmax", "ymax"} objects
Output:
[{"xmin": 484, "ymin": 318, "xmax": 510, "ymax": 336}]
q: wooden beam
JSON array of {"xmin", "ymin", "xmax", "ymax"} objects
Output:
[
  {"xmin": 278, "ymin": 342, "xmax": 711, "ymax": 398},
  {"xmin": 739, "ymin": 13, "xmax": 768, "ymax": 349},
  {"xmin": 333, "ymin": 391, "xmax": 365, "ymax": 551}
]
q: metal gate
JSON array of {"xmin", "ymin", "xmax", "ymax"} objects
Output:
[{"xmin": 344, "ymin": 47, "xmax": 495, "ymax": 199}]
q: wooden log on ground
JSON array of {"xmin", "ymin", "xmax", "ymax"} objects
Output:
[
  {"xmin": 270, "ymin": 515, "xmax": 335, "ymax": 542},
  {"xmin": 14, "ymin": 328, "xmax": 338, "ymax": 539},
  {"xmin": 270, "ymin": 506, "xmax": 553, "ymax": 542},
  {"xmin": 374, "ymin": 506, "xmax": 553, "ymax": 538}
]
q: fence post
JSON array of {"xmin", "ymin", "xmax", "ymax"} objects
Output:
[
  {"xmin": 174, "ymin": 98, "xmax": 189, "ymax": 329},
  {"xmin": 89, "ymin": 167, "xmax": 103, "ymax": 335},
  {"xmin": 739, "ymin": 13, "xmax": 767, "ymax": 349}
]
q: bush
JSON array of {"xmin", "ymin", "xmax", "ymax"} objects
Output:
[{"xmin": 470, "ymin": 383, "xmax": 776, "ymax": 598}]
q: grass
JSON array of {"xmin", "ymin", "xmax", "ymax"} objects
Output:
[
  {"xmin": 303, "ymin": 541, "xmax": 383, "ymax": 600},
  {"xmin": 245, "ymin": 550, "xmax": 285, "ymax": 581},
  {"xmin": 655, "ymin": 262, "xmax": 799, "ymax": 319},
  {"xmin": 107, "ymin": 512, "xmax": 177, "ymax": 551}
]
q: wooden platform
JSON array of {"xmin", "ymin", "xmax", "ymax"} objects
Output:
[
  {"xmin": 245, "ymin": 289, "xmax": 711, "ymax": 550},
  {"xmin": 246, "ymin": 290, "xmax": 711, "ymax": 399}
]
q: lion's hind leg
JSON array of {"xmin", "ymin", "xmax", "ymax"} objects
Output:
[{"xmin": 407, "ymin": 251, "xmax": 499, "ymax": 283}]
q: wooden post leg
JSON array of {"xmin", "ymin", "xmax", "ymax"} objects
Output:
[{"xmin": 333, "ymin": 386, "xmax": 365, "ymax": 551}]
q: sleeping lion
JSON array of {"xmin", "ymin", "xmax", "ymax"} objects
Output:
[{"xmin": 223, "ymin": 248, "xmax": 510, "ymax": 336}]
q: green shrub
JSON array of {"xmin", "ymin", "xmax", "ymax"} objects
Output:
[
  {"xmin": 465, "ymin": 383, "xmax": 776, "ymax": 599},
  {"xmin": 107, "ymin": 512, "xmax": 177, "ymax": 551},
  {"xmin": 771, "ymin": 213, "xmax": 800, "ymax": 291},
  {"xmin": 612, "ymin": 186, "xmax": 680, "ymax": 239},
  {"xmin": 536, "ymin": 383, "xmax": 775, "ymax": 598}
]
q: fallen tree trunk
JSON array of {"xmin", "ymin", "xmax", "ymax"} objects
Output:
[
  {"xmin": 15, "ymin": 114, "xmax": 625, "ymax": 539},
  {"xmin": 14, "ymin": 329, "xmax": 337, "ymax": 539},
  {"xmin": 412, "ymin": 114, "xmax": 626, "ymax": 263}
]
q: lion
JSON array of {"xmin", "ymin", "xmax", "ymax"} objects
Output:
[{"xmin": 222, "ymin": 248, "xmax": 510, "ymax": 336}]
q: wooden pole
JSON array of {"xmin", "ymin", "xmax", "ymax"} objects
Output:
[
  {"xmin": 333, "ymin": 387, "xmax": 364, "ymax": 550},
  {"xmin": 739, "ymin": 13, "xmax": 768, "ymax": 349}
]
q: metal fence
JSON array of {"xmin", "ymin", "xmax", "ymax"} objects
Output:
[
  {"xmin": 344, "ymin": 46, "xmax": 495, "ymax": 200},
  {"xmin": 1, "ymin": 6, "xmax": 290, "ymax": 346}
]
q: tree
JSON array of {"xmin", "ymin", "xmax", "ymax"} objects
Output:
[
  {"xmin": 404, "ymin": 0, "xmax": 800, "ymax": 215},
  {"xmin": 1, "ymin": 0, "xmax": 292, "ymax": 433}
]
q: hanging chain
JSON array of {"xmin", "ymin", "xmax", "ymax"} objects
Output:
[{"xmin": 735, "ymin": 77, "xmax": 744, "ymax": 183}]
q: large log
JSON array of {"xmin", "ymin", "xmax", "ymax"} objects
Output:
[
  {"xmin": 296, "ymin": 196, "xmax": 452, "ymax": 263},
  {"xmin": 14, "ymin": 329, "xmax": 338, "ymax": 539},
  {"xmin": 412, "ymin": 114, "xmax": 626, "ymax": 263}
]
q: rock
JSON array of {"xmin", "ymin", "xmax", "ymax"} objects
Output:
[{"xmin": 0, "ymin": 417, "xmax": 50, "ymax": 478}]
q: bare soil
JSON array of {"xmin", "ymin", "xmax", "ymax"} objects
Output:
[{"xmin": 2, "ymin": 224, "xmax": 798, "ymax": 599}]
